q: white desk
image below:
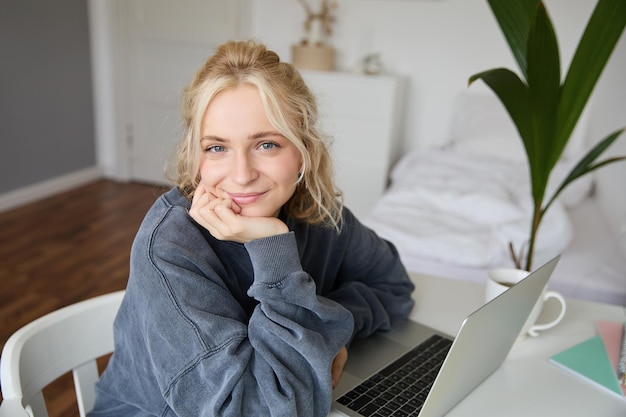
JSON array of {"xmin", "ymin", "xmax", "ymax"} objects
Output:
[{"xmin": 331, "ymin": 272, "xmax": 626, "ymax": 416}]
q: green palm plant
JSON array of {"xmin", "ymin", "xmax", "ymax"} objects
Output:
[{"xmin": 469, "ymin": 0, "xmax": 626, "ymax": 271}]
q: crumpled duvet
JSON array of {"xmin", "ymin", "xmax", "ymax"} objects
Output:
[{"xmin": 364, "ymin": 149, "xmax": 573, "ymax": 268}]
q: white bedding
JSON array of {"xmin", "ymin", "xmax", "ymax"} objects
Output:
[
  {"xmin": 363, "ymin": 149, "xmax": 626, "ymax": 306},
  {"xmin": 365, "ymin": 149, "xmax": 573, "ymax": 269},
  {"xmin": 364, "ymin": 89, "xmax": 625, "ymax": 306}
]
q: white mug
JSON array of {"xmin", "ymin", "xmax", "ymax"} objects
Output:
[{"xmin": 485, "ymin": 268, "xmax": 566, "ymax": 340}]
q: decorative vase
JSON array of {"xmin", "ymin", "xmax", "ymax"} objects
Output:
[{"xmin": 291, "ymin": 44, "xmax": 335, "ymax": 71}]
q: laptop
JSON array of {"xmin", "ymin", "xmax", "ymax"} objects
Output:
[{"xmin": 331, "ymin": 256, "xmax": 560, "ymax": 417}]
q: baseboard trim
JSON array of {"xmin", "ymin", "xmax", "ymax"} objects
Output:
[{"xmin": 0, "ymin": 167, "xmax": 104, "ymax": 213}]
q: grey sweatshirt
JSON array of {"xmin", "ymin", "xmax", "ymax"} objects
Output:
[{"xmin": 89, "ymin": 188, "xmax": 414, "ymax": 417}]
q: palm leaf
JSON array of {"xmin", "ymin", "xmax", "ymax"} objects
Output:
[
  {"xmin": 486, "ymin": 0, "xmax": 539, "ymax": 80},
  {"xmin": 557, "ymin": 0, "xmax": 626, "ymax": 151},
  {"xmin": 526, "ymin": 3, "xmax": 560, "ymax": 201},
  {"xmin": 544, "ymin": 128, "xmax": 626, "ymax": 212}
]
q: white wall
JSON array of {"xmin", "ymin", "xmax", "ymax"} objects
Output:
[{"xmin": 252, "ymin": 0, "xmax": 626, "ymax": 242}]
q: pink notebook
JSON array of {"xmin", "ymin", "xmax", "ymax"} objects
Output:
[
  {"xmin": 550, "ymin": 321, "xmax": 625, "ymax": 397},
  {"xmin": 595, "ymin": 320, "xmax": 626, "ymax": 396}
]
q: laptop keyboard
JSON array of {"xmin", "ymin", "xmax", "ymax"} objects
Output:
[{"xmin": 336, "ymin": 334, "xmax": 453, "ymax": 417}]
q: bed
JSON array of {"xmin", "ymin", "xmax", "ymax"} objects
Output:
[{"xmin": 363, "ymin": 91, "xmax": 626, "ymax": 306}]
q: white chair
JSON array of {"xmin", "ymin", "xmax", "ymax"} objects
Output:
[{"xmin": 0, "ymin": 291, "xmax": 125, "ymax": 417}]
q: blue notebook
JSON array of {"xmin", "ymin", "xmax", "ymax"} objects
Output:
[{"xmin": 550, "ymin": 335, "xmax": 623, "ymax": 396}]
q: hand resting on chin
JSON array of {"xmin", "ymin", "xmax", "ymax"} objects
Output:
[{"xmin": 189, "ymin": 184, "xmax": 289, "ymax": 243}]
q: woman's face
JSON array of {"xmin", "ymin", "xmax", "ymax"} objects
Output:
[{"xmin": 198, "ymin": 85, "xmax": 301, "ymax": 218}]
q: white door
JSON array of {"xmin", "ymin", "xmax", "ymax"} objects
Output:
[{"xmin": 125, "ymin": 0, "xmax": 250, "ymax": 184}]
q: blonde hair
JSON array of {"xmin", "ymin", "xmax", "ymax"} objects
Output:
[{"xmin": 167, "ymin": 40, "xmax": 343, "ymax": 230}]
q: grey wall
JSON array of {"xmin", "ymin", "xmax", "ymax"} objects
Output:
[{"xmin": 0, "ymin": 0, "xmax": 95, "ymax": 194}]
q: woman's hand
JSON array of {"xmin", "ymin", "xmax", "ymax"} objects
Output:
[
  {"xmin": 331, "ymin": 346, "xmax": 348, "ymax": 388},
  {"xmin": 189, "ymin": 184, "xmax": 288, "ymax": 243}
]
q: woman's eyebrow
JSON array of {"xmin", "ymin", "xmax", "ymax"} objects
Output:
[
  {"xmin": 250, "ymin": 131, "xmax": 282, "ymax": 140},
  {"xmin": 200, "ymin": 131, "xmax": 282, "ymax": 142},
  {"xmin": 200, "ymin": 135, "xmax": 227, "ymax": 142}
]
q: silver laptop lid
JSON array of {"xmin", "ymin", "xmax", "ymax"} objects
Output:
[
  {"xmin": 332, "ymin": 255, "xmax": 560, "ymax": 417},
  {"xmin": 418, "ymin": 255, "xmax": 560, "ymax": 417}
]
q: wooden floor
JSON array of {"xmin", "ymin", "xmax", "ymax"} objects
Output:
[{"xmin": 0, "ymin": 179, "xmax": 169, "ymax": 416}]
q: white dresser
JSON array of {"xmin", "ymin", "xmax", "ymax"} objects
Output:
[{"xmin": 301, "ymin": 71, "xmax": 404, "ymax": 219}]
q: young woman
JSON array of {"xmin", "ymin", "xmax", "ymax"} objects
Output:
[{"xmin": 89, "ymin": 40, "xmax": 414, "ymax": 417}]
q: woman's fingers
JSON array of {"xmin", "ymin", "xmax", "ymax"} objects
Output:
[
  {"xmin": 190, "ymin": 183, "xmax": 207, "ymax": 209},
  {"xmin": 189, "ymin": 185, "xmax": 288, "ymax": 242},
  {"xmin": 189, "ymin": 184, "xmax": 221, "ymax": 230},
  {"xmin": 191, "ymin": 197, "xmax": 238, "ymax": 240},
  {"xmin": 331, "ymin": 347, "xmax": 349, "ymax": 388}
]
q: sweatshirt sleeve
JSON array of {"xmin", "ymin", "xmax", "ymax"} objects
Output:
[
  {"xmin": 325, "ymin": 209, "xmax": 415, "ymax": 341},
  {"xmin": 243, "ymin": 233, "xmax": 354, "ymax": 415}
]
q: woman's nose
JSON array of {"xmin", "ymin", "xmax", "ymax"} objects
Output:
[{"xmin": 231, "ymin": 153, "xmax": 258, "ymax": 184}]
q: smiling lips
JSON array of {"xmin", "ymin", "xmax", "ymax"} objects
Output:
[{"xmin": 227, "ymin": 192, "xmax": 266, "ymax": 206}]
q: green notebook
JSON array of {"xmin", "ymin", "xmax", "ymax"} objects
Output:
[{"xmin": 550, "ymin": 335, "xmax": 623, "ymax": 396}]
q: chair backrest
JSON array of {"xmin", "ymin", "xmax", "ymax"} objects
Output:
[{"xmin": 0, "ymin": 291, "xmax": 125, "ymax": 417}]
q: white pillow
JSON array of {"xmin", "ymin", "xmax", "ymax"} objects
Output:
[
  {"xmin": 450, "ymin": 134, "xmax": 527, "ymax": 163},
  {"xmin": 447, "ymin": 89, "xmax": 593, "ymax": 207},
  {"xmin": 450, "ymin": 91, "xmax": 519, "ymax": 146},
  {"xmin": 449, "ymin": 89, "xmax": 590, "ymax": 162}
]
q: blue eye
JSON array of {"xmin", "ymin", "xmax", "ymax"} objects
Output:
[
  {"xmin": 206, "ymin": 145, "xmax": 226, "ymax": 153},
  {"xmin": 260, "ymin": 142, "xmax": 278, "ymax": 150}
]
